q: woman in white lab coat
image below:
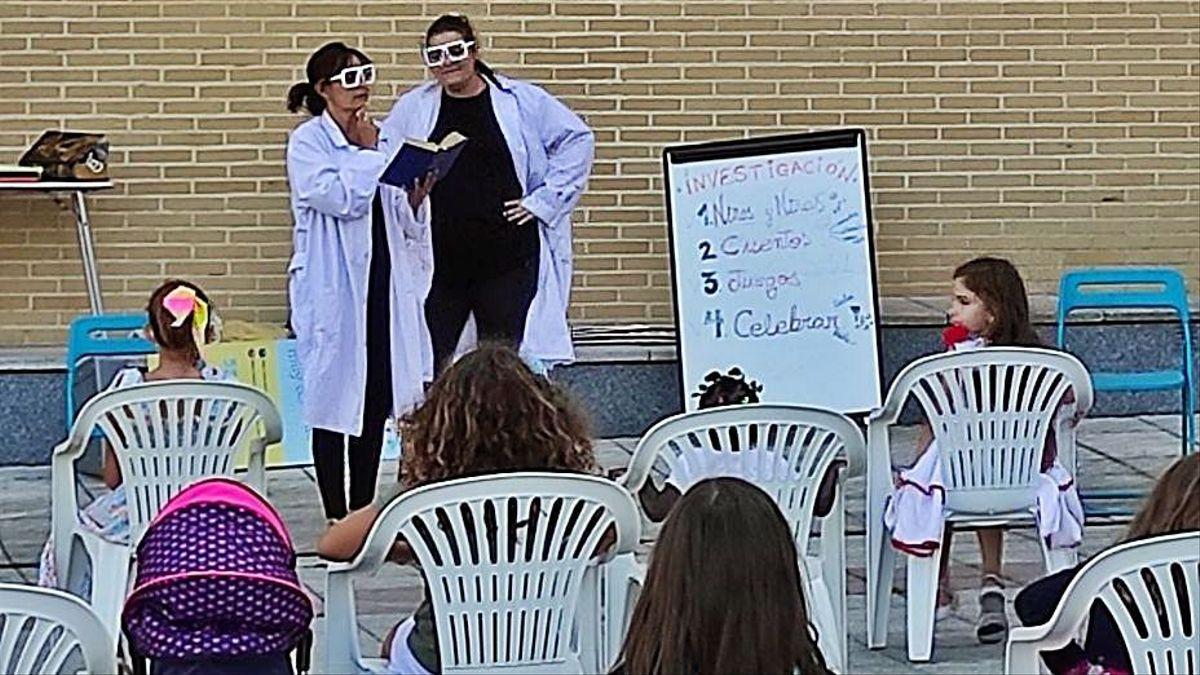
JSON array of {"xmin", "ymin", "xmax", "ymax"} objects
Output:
[
  {"xmin": 285, "ymin": 42, "xmax": 434, "ymax": 521},
  {"xmin": 382, "ymin": 14, "xmax": 594, "ymax": 376}
]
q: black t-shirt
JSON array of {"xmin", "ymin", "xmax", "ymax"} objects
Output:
[{"xmin": 429, "ymin": 84, "xmax": 536, "ymax": 281}]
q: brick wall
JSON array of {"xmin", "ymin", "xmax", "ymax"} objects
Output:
[{"xmin": 0, "ymin": 1, "xmax": 1197, "ymax": 346}]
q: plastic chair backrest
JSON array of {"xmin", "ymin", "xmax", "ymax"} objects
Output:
[
  {"xmin": 64, "ymin": 312, "xmax": 155, "ymax": 428},
  {"xmin": 0, "ymin": 583, "xmax": 118, "ymax": 674},
  {"xmin": 624, "ymin": 404, "xmax": 863, "ymax": 547},
  {"xmin": 358, "ymin": 473, "xmax": 640, "ymax": 673},
  {"xmin": 882, "ymin": 348, "xmax": 1092, "ymax": 514},
  {"xmin": 1057, "ymin": 267, "xmax": 1193, "ymax": 358},
  {"xmin": 1015, "ymin": 532, "xmax": 1199, "ymax": 675},
  {"xmin": 66, "ymin": 380, "xmax": 281, "ymax": 543}
]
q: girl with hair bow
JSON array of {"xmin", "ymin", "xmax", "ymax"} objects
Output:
[{"xmin": 39, "ymin": 279, "xmax": 229, "ymax": 593}]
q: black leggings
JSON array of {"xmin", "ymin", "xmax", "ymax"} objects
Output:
[
  {"xmin": 311, "ymin": 381, "xmax": 390, "ymax": 520},
  {"xmin": 312, "ymin": 192, "xmax": 393, "ymax": 521},
  {"xmin": 425, "ymin": 253, "xmax": 538, "ymax": 376}
]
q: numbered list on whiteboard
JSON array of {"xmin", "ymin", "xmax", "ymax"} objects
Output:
[{"xmin": 668, "ymin": 144, "xmax": 881, "ymax": 413}]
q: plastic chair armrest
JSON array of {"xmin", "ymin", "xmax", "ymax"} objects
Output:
[
  {"xmin": 245, "ymin": 439, "xmax": 267, "ymax": 496},
  {"xmin": 1004, "ymin": 615, "xmax": 1086, "ymax": 674},
  {"xmin": 867, "ymin": 404, "xmax": 899, "ymax": 425},
  {"xmin": 601, "ymin": 553, "xmax": 645, "ymax": 671},
  {"xmin": 1005, "ymin": 629, "xmax": 1046, "ymax": 675},
  {"xmin": 49, "ymin": 442, "xmax": 81, "ymax": 585},
  {"xmin": 865, "ymin": 417, "xmax": 898, "ymax": 475},
  {"xmin": 53, "ymin": 432, "xmax": 90, "ymax": 462},
  {"xmin": 324, "ymin": 566, "xmax": 367, "ymax": 674}
]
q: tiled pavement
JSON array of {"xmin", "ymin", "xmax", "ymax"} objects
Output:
[{"xmin": 0, "ymin": 414, "xmax": 1191, "ymax": 673}]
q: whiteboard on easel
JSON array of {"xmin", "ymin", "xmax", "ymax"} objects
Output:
[{"xmin": 663, "ymin": 129, "xmax": 883, "ymax": 414}]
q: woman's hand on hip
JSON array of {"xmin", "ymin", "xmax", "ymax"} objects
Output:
[
  {"xmin": 406, "ymin": 172, "xmax": 436, "ymax": 214},
  {"xmin": 503, "ymin": 199, "xmax": 535, "ymax": 226}
]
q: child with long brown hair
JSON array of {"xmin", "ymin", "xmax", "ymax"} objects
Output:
[
  {"xmin": 1014, "ymin": 453, "xmax": 1200, "ymax": 675},
  {"xmin": 884, "ymin": 256, "xmax": 1083, "ymax": 644},
  {"xmin": 613, "ymin": 477, "xmax": 830, "ymax": 675},
  {"xmin": 317, "ymin": 342, "xmax": 596, "ymax": 674},
  {"xmin": 39, "ymin": 278, "xmax": 225, "ymax": 589}
]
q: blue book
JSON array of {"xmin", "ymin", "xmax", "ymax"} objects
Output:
[{"xmin": 380, "ymin": 132, "xmax": 467, "ymax": 189}]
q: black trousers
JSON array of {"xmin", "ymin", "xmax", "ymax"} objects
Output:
[
  {"xmin": 425, "ymin": 253, "xmax": 539, "ymax": 376},
  {"xmin": 312, "ymin": 193, "xmax": 393, "ymax": 521}
]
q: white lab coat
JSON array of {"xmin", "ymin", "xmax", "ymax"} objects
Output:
[
  {"xmin": 380, "ymin": 72, "xmax": 594, "ymax": 367},
  {"xmin": 285, "ymin": 112, "xmax": 432, "ymax": 437}
]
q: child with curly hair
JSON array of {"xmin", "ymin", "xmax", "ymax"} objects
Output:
[{"xmin": 317, "ymin": 342, "xmax": 596, "ymax": 674}]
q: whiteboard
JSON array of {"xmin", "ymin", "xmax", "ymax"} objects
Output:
[{"xmin": 663, "ymin": 129, "xmax": 883, "ymax": 414}]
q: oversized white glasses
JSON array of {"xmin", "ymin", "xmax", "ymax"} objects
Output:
[
  {"xmin": 328, "ymin": 63, "xmax": 375, "ymax": 89},
  {"xmin": 423, "ymin": 39, "xmax": 475, "ymax": 67}
]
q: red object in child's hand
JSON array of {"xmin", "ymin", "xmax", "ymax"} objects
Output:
[{"xmin": 942, "ymin": 324, "xmax": 971, "ymax": 348}]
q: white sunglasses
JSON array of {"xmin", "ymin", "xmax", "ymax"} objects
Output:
[
  {"xmin": 328, "ymin": 63, "xmax": 375, "ymax": 89},
  {"xmin": 422, "ymin": 39, "xmax": 475, "ymax": 67}
]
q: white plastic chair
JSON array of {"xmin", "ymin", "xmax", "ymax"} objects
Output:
[
  {"xmin": 0, "ymin": 582, "xmax": 118, "ymax": 674},
  {"xmin": 1006, "ymin": 531, "xmax": 1200, "ymax": 675},
  {"xmin": 324, "ymin": 472, "xmax": 641, "ymax": 674},
  {"xmin": 865, "ymin": 347, "xmax": 1094, "ymax": 661},
  {"xmin": 577, "ymin": 549, "xmax": 645, "ymax": 673},
  {"xmin": 621, "ymin": 404, "xmax": 865, "ymax": 674},
  {"xmin": 49, "ymin": 380, "xmax": 282, "ymax": 647}
]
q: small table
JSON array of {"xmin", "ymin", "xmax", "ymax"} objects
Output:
[{"xmin": 0, "ymin": 180, "xmax": 114, "ymax": 314}]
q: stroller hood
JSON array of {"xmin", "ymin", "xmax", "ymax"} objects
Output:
[{"xmin": 122, "ymin": 478, "xmax": 313, "ymax": 659}]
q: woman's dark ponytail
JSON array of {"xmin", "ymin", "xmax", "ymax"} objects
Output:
[
  {"xmin": 286, "ymin": 41, "xmax": 370, "ymax": 116},
  {"xmin": 474, "ymin": 60, "xmax": 500, "ymax": 86},
  {"xmin": 286, "ymin": 81, "xmax": 325, "ymax": 115}
]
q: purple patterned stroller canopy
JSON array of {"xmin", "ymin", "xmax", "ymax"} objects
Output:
[{"xmin": 122, "ymin": 477, "xmax": 314, "ymax": 659}]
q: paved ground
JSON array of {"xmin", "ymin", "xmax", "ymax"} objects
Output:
[{"xmin": 0, "ymin": 414, "xmax": 1191, "ymax": 673}]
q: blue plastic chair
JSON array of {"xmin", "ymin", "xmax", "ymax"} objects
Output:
[
  {"xmin": 64, "ymin": 313, "xmax": 155, "ymax": 431},
  {"xmin": 1057, "ymin": 268, "xmax": 1196, "ymax": 518},
  {"xmin": 1056, "ymin": 268, "xmax": 1195, "ymax": 451}
]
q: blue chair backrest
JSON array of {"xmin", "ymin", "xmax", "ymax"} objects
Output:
[
  {"xmin": 65, "ymin": 313, "xmax": 155, "ymax": 429},
  {"xmin": 1057, "ymin": 267, "xmax": 1193, "ymax": 349}
]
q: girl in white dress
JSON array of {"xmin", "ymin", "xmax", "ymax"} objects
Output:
[{"xmin": 39, "ymin": 279, "xmax": 227, "ymax": 590}]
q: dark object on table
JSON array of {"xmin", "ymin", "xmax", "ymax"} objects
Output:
[{"xmin": 18, "ymin": 130, "xmax": 110, "ymax": 180}]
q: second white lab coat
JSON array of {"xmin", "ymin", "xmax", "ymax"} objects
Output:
[
  {"xmin": 285, "ymin": 112, "xmax": 432, "ymax": 437},
  {"xmin": 381, "ymin": 72, "xmax": 594, "ymax": 367}
]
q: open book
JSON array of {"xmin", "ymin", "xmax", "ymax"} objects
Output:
[{"xmin": 380, "ymin": 132, "xmax": 467, "ymax": 189}]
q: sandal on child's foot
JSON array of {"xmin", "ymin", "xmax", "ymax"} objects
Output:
[{"xmin": 976, "ymin": 577, "xmax": 1008, "ymax": 644}]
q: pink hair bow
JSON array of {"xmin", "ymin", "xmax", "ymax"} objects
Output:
[{"xmin": 162, "ymin": 286, "xmax": 209, "ymax": 348}]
